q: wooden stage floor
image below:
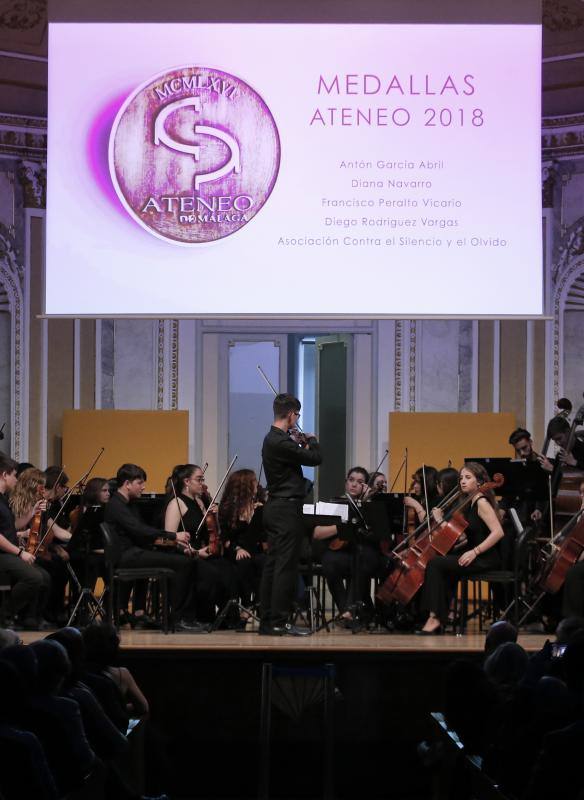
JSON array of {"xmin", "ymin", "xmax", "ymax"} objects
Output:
[{"xmin": 20, "ymin": 628, "xmax": 549, "ymax": 653}]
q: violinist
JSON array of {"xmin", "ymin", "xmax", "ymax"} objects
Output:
[
  {"xmin": 219, "ymin": 469, "xmax": 266, "ymax": 619},
  {"xmin": 68, "ymin": 477, "xmax": 111, "ymax": 593},
  {"xmin": 164, "ymin": 464, "xmax": 239, "ymax": 627},
  {"xmin": 11, "ymin": 467, "xmax": 70, "ymax": 624},
  {"xmin": 259, "ymin": 393, "xmax": 322, "ymax": 637},
  {"xmin": 43, "ymin": 466, "xmax": 74, "ymax": 541},
  {"xmin": 0, "ymin": 453, "xmax": 50, "ymax": 629},
  {"xmin": 560, "ymin": 479, "xmax": 584, "ymax": 619},
  {"xmin": 404, "ymin": 466, "xmax": 440, "ymax": 524},
  {"xmin": 104, "ymin": 463, "xmax": 199, "ymax": 631},
  {"xmin": 418, "ymin": 462, "xmax": 504, "ymax": 634},
  {"xmin": 315, "ymin": 467, "xmax": 383, "ymax": 627},
  {"xmin": 366, "ymin": 471, "xmax": 387, "ymax": 496}
]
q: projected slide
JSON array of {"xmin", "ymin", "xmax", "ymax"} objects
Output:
[{"xmin": 46, "ymin": 23, "xmax": 542, "ymax": 316}]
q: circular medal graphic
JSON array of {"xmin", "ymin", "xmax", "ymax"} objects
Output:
[{"xmin": 109, "ymin": 66, "xmax": 280, "ymax": 245}]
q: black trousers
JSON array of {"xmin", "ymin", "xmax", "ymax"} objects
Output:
[
  {"xmin": 233, "ymin": 552, "xmax": 265, "ymax": 607},
  {"xmin": 563, "ymin": 560, "xmax": 584, "ymax": 618},
  {"xmin": 37, "ymin": 556, "xmax": 70, "ymax": 618},
  {"xmin": 194, "ymin": 558, "xmax": 238, "ymax": 622},
  {"xmin": 421, "ymin": 550, "xmax": 500, "ymax": 624},
  {"xmin": 259, "ymin": 499, "xmax": 305, "ymax": 627},
  {"xmin": 119, "ymin": 548, "xmax": 196, "ymax": 617},
  {"xmin": 0, "ymin": 552, "xmax": 51, "ymax": 618},
  {"xmin": 321, "ymin": 545, "xmax": 381, "ymax": 614}
]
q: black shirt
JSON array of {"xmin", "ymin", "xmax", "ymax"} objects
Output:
[
  {"xmin": 262, "ymin": 426, "xmax": 322, "ymax": 499},
  {"xmin": 0, "ymin": 492, "xmax": 17, "ymax": 546},
  {"xmin": 104, "ymin": 491, "xmax": 175, "ymax": 553}
]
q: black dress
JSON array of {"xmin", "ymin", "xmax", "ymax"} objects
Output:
[
  {"xmin": 421, "ymin": 496, "xmax": 501, "ymax": 624},
  {"xmin": 177, "ymin": 493, "xmax": 237, "ymax": 622},
  {"xmin": 221, "ymin": 507, "xmax": 266, "ymax": 607}
]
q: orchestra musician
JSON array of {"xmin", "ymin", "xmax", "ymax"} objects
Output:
[
  {"xmin": 104, "ymin": 463, "xmax": 200, "ymax": 632},
  {"xmin": 0, "ymin": 453, "xmax": 51, "ymax": 629},
  {"xmin": 404, "ymin": 466, "xmax": 440, "ymax": 524},
  {"xmin": 539, "ymin": 417, "xmax": 584, "ymax": 472},
  {"xmin": 560, "ymin": 479, "xmax": 584, "ymax": 619},
  {"xmin": 11, "ymin": 467, "xmax": 70, "ymax": 624},
  {"xmin": 219, "ymin": 469, "xmax": 266, "ymax": 619},
  {"xmin": 68, "ymin": 477, "xmax": 111, "ymax": 592},
  {"xmin": 367, "ymin": 471, "xmax": 387, "ymax": 496},
  {"xmin": 418, "ymin": 462, "xmax": 504, "ymax": 635},
  {"xmin": 315, "ymin": 466, "xmax": 383, "ymax": 627},
  {"xmin": 259, "ymin": 393, "xmax": 322, "ymax": 636},
  {"xmin": 505, "ymin": 428, "xmax": 547, "ymax": 525},
  {"xmin": 164, "ymin": 463, "xmax": 240, "ymax": 628}
]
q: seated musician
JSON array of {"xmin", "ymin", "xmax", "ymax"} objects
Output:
[
  {"xmin": 0, "ymin": 454, "xmax": 51, "ymax": 629},
  {"xmin": 68, "ymin": 477, "xmax": 111, "ymax": 591},
  {"xmin": 505, "ymin": 428, "xmax": 547, "ymax": 525},
  {"xmin": 43, "ymin": 467, "xmax": 74, "ymax": 543},
  {"xmin": 164, "ymin": 464, "xmax": 239, "ymax": 627},
  {"xmin": 404, "ymin": 466, "xmax": 440, "ymax": 524},
  {"xmin": 366, "ymin": 471, "xmax": 387, "ymax": 496},
  {"xmin": 218, "ymin": 469, "xmax": 265, "ymax": 620},
  {"xmin": 104, "ymin": 463, "xmax": 199, "ymax": 631},
  {"xmin": 12, "ymin": 468, "xmax": 70, "ymax": 625},
  {"xmin": 561, "ymin": 479, "xmax": 584, "ymax": 619},
  {"xmin": 314, "ymin": 466, "xmax": 383, "ymax": 627},
  {"xmin": 418, "ymin": 462, "xmax": 504, "ymax": 634},
  {"xmin": 539, "ymin": 417, "xmax": 584, "ymax": 472}
]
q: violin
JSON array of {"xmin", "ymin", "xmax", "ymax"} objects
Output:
[{"xmin": 376, "ymin": 474, "xmax": 504, "ymax": 607}]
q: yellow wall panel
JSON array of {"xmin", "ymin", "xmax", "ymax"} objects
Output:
[
  {"xmin": 62, "ymin": 410, "xmax": 189, "ymax": 493},
  {"xmin": 389, "ymin": 412, "xmax": 516, "ymax": 486}
]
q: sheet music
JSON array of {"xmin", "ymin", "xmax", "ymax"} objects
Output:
[{"xmin": 315, "ymin": 501, "xmax": 349, "ymax": 522}]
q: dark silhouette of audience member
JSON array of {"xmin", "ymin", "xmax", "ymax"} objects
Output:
[
  {"xmin": 47, "ymin": 627, "xmax": 128, "ymax": 762},
  {"xmin": 0, "ymin": 658, "xmax": 58, "ymax": 800},
  {"xmin": 484, "ymin": 620, "xmax": 518, "ymax": 657},
  {"xmin": 2, "ymin": 640, "xmax": 97, "ymax": 796},
  {"xmin": 444, "ymin": 659, "xmax": 500, "ymax": 757}
]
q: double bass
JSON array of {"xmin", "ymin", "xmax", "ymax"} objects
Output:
[{"xmin": 376, "ymin": 474, "xmax": 504, "ymax": 607}]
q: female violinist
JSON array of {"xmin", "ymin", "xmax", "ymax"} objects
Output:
[
  {"xmin": 164, "ymin": 464, "xmax": 239, "ymax": 626},
  {"xmin": 314, "ymin": 466, "xmax": 383, "ymax": 627},
  {"xmin": 0, "ymin": 454, "xmax": 51, "ymax": 629},
  {"xmin": 219, "ymin": 469, "xmax": 266, "ymax": 620},
  {"xmin": 68, "ymin": 477, "xmax": 111, "ymax": 593},
  {"xmin": 10, "ymin": 468, "xmax": 71, "ymax": 624},
  {"xmin": 366, "ymin": 471, "xmax": 387, "ymax": 497},
  {"xmin": 418, "ymin": 462, "xmax": 504, "ymax": 634}
]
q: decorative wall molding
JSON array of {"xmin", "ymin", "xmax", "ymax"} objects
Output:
[
  {"xmin": 408, "ymin": 321, "xmax": 417, "ymax": 412},
  {"xmin": 16, "ymin": 159, "xmax": 45, "ymax": 208},
  {"xmin": 0, "ymin": 114, "xmax": 47, "ymax": 160},
  {"xmin": 543, "ymin": 115, "xmax": 584, "ymax": 159},
  {"xmin": 156, "ymin": 319, "xmax": 180, "ymax": 410},
  {"xmin": 0, "ymin": 221, "xmax": 24, "ymax": 458},
  {"xmin": 543, "ymin": 0, "xmax": 584, "ymax": 33},
  {"xmin": 394, "ymin": 320, "xmax": 403, "ymax": 411}
]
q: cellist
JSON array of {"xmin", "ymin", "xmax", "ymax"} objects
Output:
[
  {"xmin": 560, "ymin": 479, "xmax": 584, "ymax": 619},
  {"xmin": 418, "ymin": 462, "xmax": 504, "ymax": 635}
]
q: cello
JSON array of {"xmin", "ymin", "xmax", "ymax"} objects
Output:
[
  {"xmin": 377, "ymin": 473, "xmax": 504, "ymax": 607},
  {"xmin": 537, "ymin": 506, "xmax": 584, "ymax": 594}
]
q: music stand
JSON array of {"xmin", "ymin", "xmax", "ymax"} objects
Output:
[{"xmin": 67, "ymin": 506, "xmax": 107, "ymax": 627}]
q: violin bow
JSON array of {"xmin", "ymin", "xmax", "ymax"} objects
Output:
[
  {"xmin": 35, "ymin": 448, "xmax": 105, "ymax": 556},
  {"xmin": 194, "ymin": 455, "xmax": 238, "ymax": 540},
  {"xmin": 256, "ymin": 363, "xmax": 307, "ymax": 439},
  {"xmin": 422, "ymin": 464, "xmax": 431, "ymax": 536}
]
